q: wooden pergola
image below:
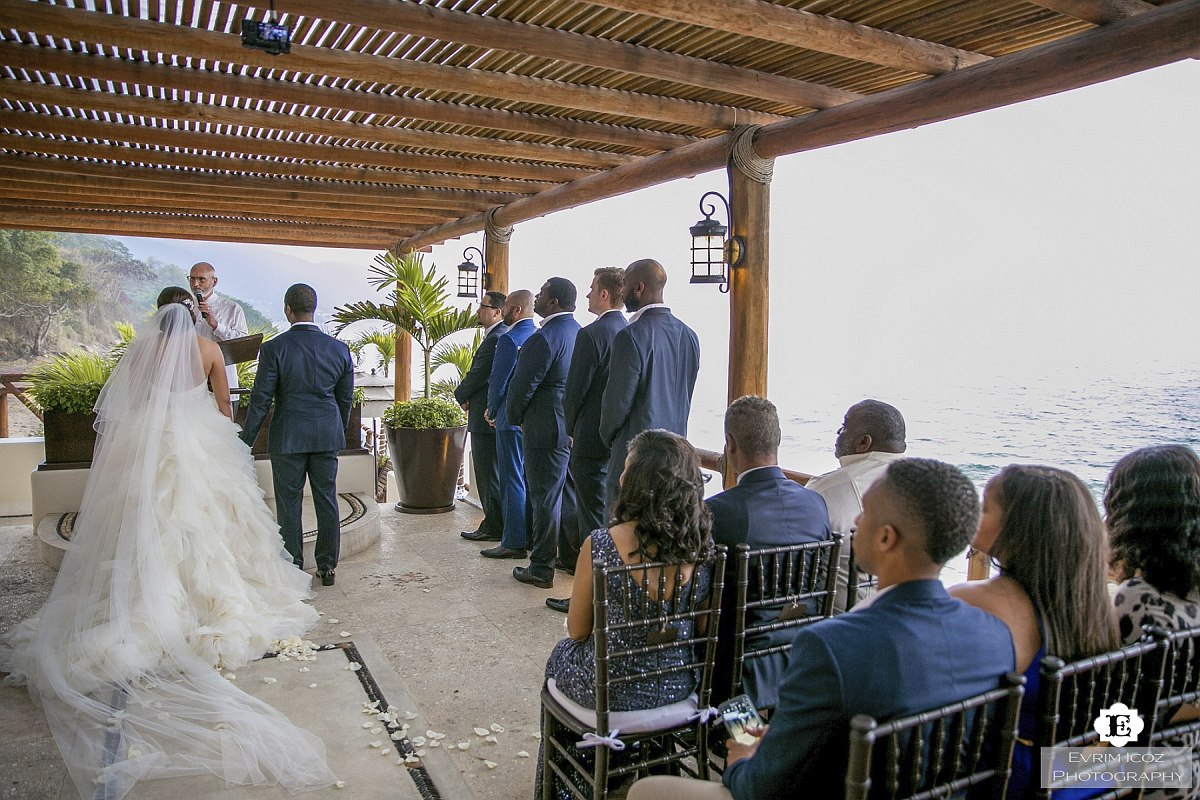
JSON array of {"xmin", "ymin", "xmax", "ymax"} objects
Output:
[{"xmin": 2, "ymin": 0, "xmax": 1198, "ymax": 402}]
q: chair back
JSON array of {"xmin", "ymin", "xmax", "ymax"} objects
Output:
[
  {"xmin": 844, "ymin": 672, "xmax": 1025, "ymax": 800},
  {"xmin": 592, "ymin": 546, "xmax": 727, "ymax": 735},
  {"xmin": 728, "ymin": 535, "xmax": 843, "ymax": 701},
  {"xmin": 845, "ymin": 537, "xmax": 879, "ymax": 611},
  {"xmin": 1147, "ymin": 624, "xmax": 1200, "ymax": 746}
]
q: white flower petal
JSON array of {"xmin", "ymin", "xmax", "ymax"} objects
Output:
[
  {"xmin": 223, "ymin": 673, "xmax": 236, "ymax": 680},
  {"xmin": 261, "ymin": 677, "xmax": 277, "ymax": 684},
  {"xmin": 415, "ymin": 749, "xmax": 426, "ymax": 757},
  {"xmin": 339, "ymin": 631, "xmax": 351, "ymax": 637},
  {"xmin": 485, "ymin": 735, "xmax": 498, "ymax": 744},
  {"xmin": 368, "ymin": 741, "xmax": 382, "ymax": 749},
  {"xmin": 473, "ymin": 727, "xmax": 489, "ymax": 736},
  {"xmin": 489, "ymin": 723, "xmax": 504, "ymax": 733},
  {"xmin": 349, "ymin": 663, "xmax": 362, "ymax": 672},
  {"xmin": 457, "ymin": 741, "xmax": 470, "ymax": 750},
  {"xmin": 517, "ymin": 750, "xmax": 531, "ymax": 758},
  {"xmin": 308, "ymin": 683, "xmax": 319, "ymax": 688},
  {"xmin": 370, "ymin": 727, "xmax": 383, "ymax": 735},
  {"xmin": 328, "ymin": 619, "xmax": 340, "ymax": 624},
  {"xmin": 484, "ymin": 760, "xmax": 498, "ymax": 769},
  {"xmin": 403, "ymin": 711, "xmax": 418, "ymax": 720},
  {"xmin": 335, "ymin": 780, "xmax": 345, "ymax": 789},
  {"xmin": 412, "ymin": 736, "xmax": 426, "ymax": 746},
  {"xmin": 429, "ymin": 739, "xmax": 441, "ymax": 748}
]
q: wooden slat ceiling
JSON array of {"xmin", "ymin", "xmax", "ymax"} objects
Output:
[{"xmin": 0, "ymin": 0, "xmax": 1196, "ymax": 250}]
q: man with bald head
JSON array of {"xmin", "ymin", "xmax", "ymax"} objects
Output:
[
  {"xmin": 481, "ymin": 290, "xmax": 537, "ymax": 560},
  {"xmin": 599, "ymin": 259, "xmax": 700, "ymax": 508},
  {"xmin": 189, "ymin": 261, "xmax": 248, "ymax": 392},
  {"xmin": 806, "ymin": 399, "xmax": 907, "ymax": 611}
]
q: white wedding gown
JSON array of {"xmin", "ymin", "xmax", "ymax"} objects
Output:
[{"xmin": 0, "ymin": 303, "xmax": 335, "ymax": 799}]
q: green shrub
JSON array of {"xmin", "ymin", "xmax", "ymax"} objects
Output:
[
  {"xmin": 27, "ymin": 352, "xmax": 114, "ymax": 414},
  {"xmin": 382, "ymin": 397, "xmax": 465, "ymax": 429}
]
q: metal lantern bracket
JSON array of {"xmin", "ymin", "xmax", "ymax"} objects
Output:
[
  {"xmin": 689, "ymin": 190, "xmax": 745, "ymax": 293},
  {"xmin": 456, "ymin": 245, "xmax": 485, "ymax": 300}
]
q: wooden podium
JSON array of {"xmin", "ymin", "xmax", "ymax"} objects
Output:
[{"xmin": 217, "ymin": 333, "xmax": 264, "ymax": 366}]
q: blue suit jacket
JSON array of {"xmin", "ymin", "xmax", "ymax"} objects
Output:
[
  {"xmin": 454, "ymin": 322, "xmax": 508, "ymax": 434},
  {"xmin": 507, "ymin": 313, "xmax": 582, "ymax": 450},
  {"xmin": 486, "ymin": 317, "xmax": 535, "ymax": 432},
  {"xmin": 722, "ymin": 580, "xmax": 1015, "ymax": 800},
  {"xmin": 240, "ymin": 324, "xmax": 354, "ymax": 455},
  {"xmin": 562, "ymin": 310, "xmax": 627, "ymax": 459},
  {"xmin": 707, "ymin": 467, "xmax": 831, "ymax": 706},
  {"xmin": 599, "ymin": 307, "xmax": 699, "ymax": 453}
]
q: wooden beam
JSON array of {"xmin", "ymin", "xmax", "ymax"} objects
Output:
[
  {"xmin": 1, "ymin": 1, "xmax": 786, "ymax": 130},
  {"xmin": 586, "ymin": 0, "xmax": 989, "ymax": 75},
  {"xmin": 726, "ymin": 163, "xmax": 770, "ymax": 405},
  {"xmin": 284, "ymin": 0, "xmax": 859, "ymax": 109},
  {"xmin": 484, "ymin": 236, "xmax": 510, "ymax": 296},
  {"xmin": 1027, "ymin": 0, "xmax": 1155, "ymax": 25},
  {"xmin": 0, "ymin": 110, "xmax": 592, "ymax": 183},
  {"xmin": 0, "ymin": 41, "xmax": 691, "ymax": 154},
  {"xmin": 0, "ymin": 132, "xmax": 550, "ymax": 195},
  {"xmin": 0, "ymin": 154, "xmax": 520, "ymax": 209},
  {"xmin": 0, "ymin": 64, "xmax": 628, "ymax": 172},
  {"xmin": 400, "ymin": 0, "xmax": 1200, "ymax": 251}
]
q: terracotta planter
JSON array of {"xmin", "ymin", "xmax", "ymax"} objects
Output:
[
  {"xmin": 234, "ymin": 404, "xmax": 363, "ymax": 456},
  {"xmin": 384, "ymin": 423, "xmax": 467, "ymax": 514},
  {"xmin": 40, "ymin": 409, "xmax": 99, "ymax": 468}
]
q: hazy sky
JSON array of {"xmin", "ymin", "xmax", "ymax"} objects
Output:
[{"xmin": 118, "ymin": 58, "xmax": 1200, "ymax": 459}]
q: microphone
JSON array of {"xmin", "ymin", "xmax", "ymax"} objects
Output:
[{"xmin": 195, "ymin": 290, "xmax": 207, "ymax": 319}]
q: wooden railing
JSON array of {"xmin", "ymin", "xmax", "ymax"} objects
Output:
[{"xmin": 0, "ymin": 373, "xmax": 39, "ymax": 439}]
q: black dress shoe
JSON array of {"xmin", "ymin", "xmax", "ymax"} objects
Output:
[
  {"xmin": 480, "ymin": 545, "xmax": 527, "ymax": 559},
  {"xmin": 461, "ymin": 529, "xmax": 502, "ymax": 542},
  {"xmin": 545, "ymin": 597, "xmax": 570, "ymax": 613},
  {"xmin": 513, "ymin": 566, "xmax": 553, "ymax": 589},
  {"xmin": 317, "ymin": 570, "xmax": 336, "ymax": 586}
]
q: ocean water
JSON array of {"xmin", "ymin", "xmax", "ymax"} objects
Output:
[{"xmin": 686, "ymin": 365, "xmax": 1200, "ymax": 502}]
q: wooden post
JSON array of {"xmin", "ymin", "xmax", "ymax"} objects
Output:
[
  {"xmin": 0, "ymin": 389, "xmax": 8, "ymax": 439},
  {"xmin": 967, "ymin": 549, "xmax": 991, "ymax": 580},
  {"xmin": 484, "ymin": 207, "xmax": 513, "ymax": 295},
  {"xmin": 392, "ymin": 330, "xmax": 412, "ymax": 402},
  {"xmin": 726, "ymin": 127, "xmax": 773, "ymax": 405}
]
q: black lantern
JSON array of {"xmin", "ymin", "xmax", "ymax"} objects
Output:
[
  {"xmin": 689, "ymin": 191, "xmax": 744, "ymax": 292},
  {"xmin": 456, "ymin": 246, "xmax": 485, "ymax": 299}
]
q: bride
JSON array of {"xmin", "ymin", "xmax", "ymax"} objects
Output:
[{"xmin": 0, "ymin": 289, "xmax": 335, "ymax": 798}]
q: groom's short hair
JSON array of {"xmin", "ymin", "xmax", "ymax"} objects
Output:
[{"xmin": 285, "ymin": 283, "xmax": 317, "ymax": 314}]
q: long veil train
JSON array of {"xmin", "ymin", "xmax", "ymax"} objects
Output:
[{"xmin": 0, "ymin": 303, "xmax": 335, "ymax": 798}]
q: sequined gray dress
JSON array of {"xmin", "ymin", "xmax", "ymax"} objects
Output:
[{"xmin": 536, "ymin": 528, "xmax": 713, "ymax": 799}]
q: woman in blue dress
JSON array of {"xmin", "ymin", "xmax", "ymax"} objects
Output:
[
  {"xmin": 950, "ymin": 465, "xmax": 1119, "ymax": 799},
  {"xmin": 538, "ymin": 429, "xmax": 715, "ymax": 799}
]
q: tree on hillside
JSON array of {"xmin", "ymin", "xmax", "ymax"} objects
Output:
[{"xmin": 0, "ymin": 230, "xmax": 94, "ymax": 358}]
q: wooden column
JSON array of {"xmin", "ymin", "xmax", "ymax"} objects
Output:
[
  {"xmin": 392, "ymin": 248, "xmax": 415, "ymax": 402},
  {"xmin": 726, "ymin": 127, "xmax": 773, "ymax": 405},
  {"xmin": 484, "ymin": 207, "xmax": 514, "ymax": 295}
]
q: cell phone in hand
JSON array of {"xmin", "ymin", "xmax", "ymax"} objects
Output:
[{"xmin": 718, "ymin": 694, "xmax": 764, "ymax": 745}]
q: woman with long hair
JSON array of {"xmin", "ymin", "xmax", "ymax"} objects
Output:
[
  {"xmin": 0, "ymin": 289, "xmax": 334, "ymax": 799},
  {"xmin": 950, "ymin": 464, "xmax": 1119, "ymax": 799},
  {"xmin": 537, "ymin": 429, "xmax": 716, "ymax": 799}
]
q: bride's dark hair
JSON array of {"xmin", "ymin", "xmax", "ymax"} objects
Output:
[
  {"xmin": 156, "ymin": 286, "xmax": 196, "ymax": 324},
  {"xmin": 612, "ymin": 429, "xmax": 713, "ymax": 565}
]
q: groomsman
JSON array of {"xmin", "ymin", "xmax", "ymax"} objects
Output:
[
  {"xmin": 456, "ymin": 291, "xmax": 509, "ymax": 543},
  {"xmin": 481, "ymin": 290, "xmax": 536, "ymax": 560},
  {"xmin": 600, "ymin": 259, "xmax": 700, "ymax": 509},
  {"xmin": 240, "ymin": 284, "xmax": 354, "ymax": 586},
  {"xmin": 506, "ymin": 278, "xmax": 582, "ymax": 590}
]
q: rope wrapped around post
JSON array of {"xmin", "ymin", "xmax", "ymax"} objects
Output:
[
  {"xmin": 730, "ymin": 125, "xmax": 774, "ymax": 185},
  {"xmin": 484, "ymin": 207, "xmax": 514, "ymax": 244}
]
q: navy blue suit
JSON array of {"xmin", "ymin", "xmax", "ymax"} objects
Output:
[
  {"xmin": 707, "ymin": 466, "xmax": 831, "ymax": 708},
  {"xmin": 599, "ymin": 306, "xmax": 699, "ymax": 508},
  {"xmin": 722, "ymin": 580, "xmax": 1015, "ymax": 800},
  {"xmin": 562, "ymin": 309, "xmax": 627, "ymax": 557},
  {"xmin": 454, "ymin": 322, "xmax": 509, "ymax": 538},
  {"xmin": 240, "ymin": 323, "xmax": 354, "ymax": 572},
  {"xmin": 507, "ymin": 313, "xmax": 582, "ymax": 579},
  {"xmin": 487, "ymin": 317, "xmax": 536, "ymax": 550}
]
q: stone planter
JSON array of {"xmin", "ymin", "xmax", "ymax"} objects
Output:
[
  {"xmin": 235, "ymin": 404, "xmax": 363, "ymax": 456},
  {"xmin": 40, "ymin": 409, "xmax": 98, "ymax": 468},
  {"xmin": 384, "ymin": 423, "xmax": 467, "ymax": 514}
]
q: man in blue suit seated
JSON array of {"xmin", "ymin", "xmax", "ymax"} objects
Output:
[
  {"xmin": 629, "ymin": 458, "xmax": 1016, "ymax": 800},
  {"xmin": 506, "ymin": 277, "xmax": 582, "ymax": 589},
  {"xmin": 707, "ymin": 395, "xmax": 831, "ymax": 709}
]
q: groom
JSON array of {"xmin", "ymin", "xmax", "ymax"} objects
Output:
[{"xmin": 240, "ymin": 284, "xmax": 355, "ymax": 586}]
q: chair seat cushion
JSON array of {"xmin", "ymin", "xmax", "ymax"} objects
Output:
[{"xmin": 546, "ymin": 679, "xmax": 700, "ymax": 734}]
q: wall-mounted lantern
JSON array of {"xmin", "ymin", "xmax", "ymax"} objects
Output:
[
  {"xmin": 456, "ymin": 246, "xmax": 486, "ymax": 299},
  {"xmin": 689, "ymin": 191, "xmax": 745, "ymax": 293}
]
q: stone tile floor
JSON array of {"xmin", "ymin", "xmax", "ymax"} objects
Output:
[{"xmin": 0, "ymin": 503, "xmax": 572, "ymax": 800}]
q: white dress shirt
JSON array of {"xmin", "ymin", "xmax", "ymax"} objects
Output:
[
  {"xmin": 805, "ymin": 451, "xmax": 907, "ymax": 535},
  {"xmin": 195, "ymin": 292, "xmax": 249, "ymax": 392},
  {"xmin": 626, "ymin": 302, "xmax": 668, "ymax": 324}
]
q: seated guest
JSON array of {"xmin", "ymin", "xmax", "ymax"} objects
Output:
[
  {"xmin": 1105, "ymin": 445, "xmax": 1200, "ymax": 800},
  {"xmin": 630, "ymin": 458, "xmax": 1014, "ymax": 800},
  {"xmin": 950, "ymin": 465, "xmax": 1119, "ymax": 799},
  {"xmin": 805, "ymin": 399, "xmax": 907, "ymax": 611},
  {"xmin": 707, "ymin": 395, "xmax": 830, "ymax": 708},
  {"xmin": 538, "ymin": 429, "xmax": 715, "ymax": 800}
]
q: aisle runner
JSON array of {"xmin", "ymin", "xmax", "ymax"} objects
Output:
[{"xmin": 123, "ymin": 643, "xmax": 440, "ymax": 800}]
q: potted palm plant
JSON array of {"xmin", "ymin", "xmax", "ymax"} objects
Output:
[{"xmin": 333, "ymin": 251, "xmax": 476, "ymax": 514}]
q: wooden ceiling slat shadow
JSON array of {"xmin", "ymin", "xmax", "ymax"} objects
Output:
[{"xmin": 0, "ymin": 0, "xmax": 1196, "ymax": 250}]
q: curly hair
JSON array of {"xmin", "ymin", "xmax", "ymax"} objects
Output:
[
  {"xmin": 883, "ymin": 458, "xmax": 979, "ymax": 564},
  {"xmin": 611, "ymin": 429, "xmax": 714, "ymax": 565},
  {"xmin": 1105, "ymin": 444, "xmax": 1200, "ymax": 599},
  {"xmin": 991, "ymin": 465, "xmax": 1119, "ymax": 661}
]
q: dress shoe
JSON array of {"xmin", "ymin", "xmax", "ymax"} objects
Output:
[
  {"xmin": 545, "ymin": 597, "xmax": 571, "ymax": 613},
  {"xmin": 480, "ymin": 545, "xmax": 527, "ymax": 559},
  {"xmin": 317, "ymin": 570, "xmax": 336, "ymax": 587},
  {"xmin": 461, "ymin": 529, "xmax": 502, "ymax": 542},
  {"xmin": 513, "ymin": 566, "xmax": 553, "ymax": 589}
]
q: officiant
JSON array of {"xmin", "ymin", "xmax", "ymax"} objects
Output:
[{"xmin": 189, "ymin": 260, "xmax": 249, "ymax": 402}]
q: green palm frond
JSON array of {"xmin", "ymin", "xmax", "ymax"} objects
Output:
[
  {"xmin": 429, "ymin": 377, "xmax": 461, "ymax": 400},
  {"xmin": 420, "ymin": 306, "xmax": 478, "ymax": 350},
  {"xmin": 431, "ymin": 333, "xmax": 480, "ymax": 378},
  {"xmin": 330, "ymin": 300, "xmax": 409, "ymax": 336},
  {"xmin": 356, "ymin": 330, "xmax": 397, "ymax": 377}
]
